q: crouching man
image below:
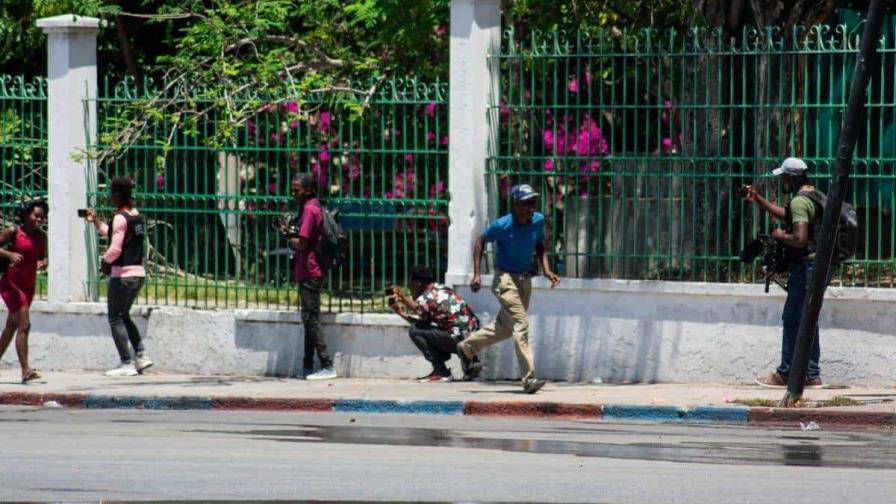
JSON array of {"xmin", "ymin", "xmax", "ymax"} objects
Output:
[{"xmin": 388, "ymin": 266, "xmax": 483, "ymax": 382}]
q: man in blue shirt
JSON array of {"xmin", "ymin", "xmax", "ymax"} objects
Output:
[{"xmin": 457, "ymin": 184, "xmax": 560, "ymax": 394}]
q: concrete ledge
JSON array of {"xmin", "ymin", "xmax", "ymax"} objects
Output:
[
  {"xmin": 334, "ymin": 399, "xmax": 465, "ymax": 416},
  {"xmin": 748, "ymin": 407, "xmax": 896, "ymax": 428}
]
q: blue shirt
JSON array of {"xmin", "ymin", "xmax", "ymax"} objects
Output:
[{"xmin": 481, "ymin": 213, "xmax": 545, "ymax": 273}]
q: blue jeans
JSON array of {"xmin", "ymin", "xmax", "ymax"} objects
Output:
[{"xmin": 778, "ymin": 260, "xmax": 821, "ymax": 379}]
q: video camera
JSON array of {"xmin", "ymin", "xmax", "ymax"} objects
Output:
[
  {"xmin": 273, "ymin": 213, "xmax": 300, "ymax": 238},
  {"xmin": 739, "ymin": 234, "xmax": 790, "ymax": 293}
]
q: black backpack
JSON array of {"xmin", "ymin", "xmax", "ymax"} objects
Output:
[
  {"xmin": 798, "ymin": 190, "xmax": 859, "ymax": 266},
  {"xmin": 314, "ymin": 202, "xmax": 348, "ymax": 271}
]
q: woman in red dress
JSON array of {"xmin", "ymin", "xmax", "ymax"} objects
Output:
[{"xmin": 0, "ymin": 199, "xmax": 48, "ymax": 383}]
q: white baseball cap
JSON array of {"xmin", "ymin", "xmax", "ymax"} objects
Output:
[{"xmin": 772, "ymin": 157, "xmax": 808, "ymax": 176}]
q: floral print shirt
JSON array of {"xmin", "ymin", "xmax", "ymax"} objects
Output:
[{"xmin": 414, "ymin": 283, "xmax": 481, "ymax": 338}]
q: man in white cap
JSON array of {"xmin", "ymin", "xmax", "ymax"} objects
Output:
[
  {"xmin": 457, "ymin": 183, "xmax": 560, "ymax": 394},
  {"xmin": 742, "ymin": 157, "xmax": 825, "ymax": 388}
]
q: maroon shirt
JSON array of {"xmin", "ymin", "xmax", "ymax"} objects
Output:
[{"xmin": 293, "ymin": 198, "xmax": 323, "ymax": 282}]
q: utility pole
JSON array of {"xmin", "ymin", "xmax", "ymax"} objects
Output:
[{"xmin": 780, "ymin": 0, "xmax": 885, "ymax": 407}]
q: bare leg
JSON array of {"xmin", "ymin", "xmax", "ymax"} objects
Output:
[
  {"xmin": 0, "ymin": 315, "xmax": 15, "ymax": 362},
  {"xmin": 13, "ymin": 309, "xmax": 33, "ymax": 377}
]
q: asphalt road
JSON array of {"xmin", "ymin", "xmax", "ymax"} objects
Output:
[{"xmin": 0, "ymin": 406, "xmax": 894, "ymax": 503}]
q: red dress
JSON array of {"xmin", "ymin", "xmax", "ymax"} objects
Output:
[{"xmin": 0, "ymin": 228, "xmax": 45, "ymax": 312}]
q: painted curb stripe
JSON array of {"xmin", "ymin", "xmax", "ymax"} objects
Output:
[
  {"xmin": 0, "ymin": 392, "xmax": 892, "ymax": 429},
  {"xmin": 464, "ymin": 401, "xmax": 602, "ymax": 419},
  {"xmin": 211, "ymin": 397, "xmax": 335, "ymax": 412},
  {"xmin": 0, "ymin": 392, "xmax": 85, "ymax": 408},
  {"xmin": 748, "ymin": 407, "xmax": 896, "ymax": 427},
  {"xmin": 686, "ymin": 406, "xmax": 750, "ymax": 424},
  {"xmin": 602, "ymin": 404, "xmax": 686, "ymax": 423},
  {"xmin": 84, "ymin": 395, "xmax": 213, "ymax": 410},
  {"xmin": 334, "ymin": 399, "xmax": 464, "ymax": 415}
]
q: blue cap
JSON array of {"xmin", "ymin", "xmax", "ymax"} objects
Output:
[{"xmin": 511, "ymin": 184, "xmax": 539, "ymax": 202}]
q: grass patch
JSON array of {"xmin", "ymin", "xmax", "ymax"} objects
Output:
[
  {"xmin": 731, "ymin": 398, "xmax": 781, "ymax": 408},
  {"xmin": 816, "ymin": 396, "xmax": 861, "ymax": 407}
]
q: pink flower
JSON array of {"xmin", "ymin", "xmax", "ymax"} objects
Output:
[
  {"xmin": 319, "ymin": 111, "xmax": 331, "ymax": 133},
  {"xmin": 499, "ymin": 99, "xmax": 510, "ymax": 118},
  {"xmin": 427, "ymin": 131, "xmax": 436, "ymax": 143},
  {"xmin": 433, "ymin": 25, "xmax": 447, "ymax": 37},
  {"xmin": 568, "ymin": 78, "xmax": 578, "ymax": 93},
  {"xmin": 289, "ymin": 156, "xmax": 298, "ymax": 169},
  {"xmin": 405, "ymin": 153, "xmax": 414, "ymax": 165},
  {"xmin": 425, "ymin": 102, "xmax": 436, "ymax": 117},
  {"xmin": 544, "ymin": 159, "xmax": 554, "ymax": 171},
  {"xmin": 319, "ymin": 149, "xmax": 330, "ymax": 164},
  {"xmin": 270, "ymin": 132, "xmax": 280, "ymax": 143},
  {"xmin": 290, "ymin": 120, "xmax": 299, "ymax": 129},
  {"xmin": 440, "ymin": 135, "xmax": 449, "ymax": 146},
  {"xmin": 581, "ymin": 191, "xmax": 590, "ymax": 200},
  {"xmin": 430, "ymin": 181, "xmax": 445, "ymax": 198},
  {"xmin": 248, "ymin": 201, "xmax": 257, "ymax": 211},
  {"xmin": 585, "ymin": 71, "xmax": 593, "ymax": 85},
  {"xmin": 286, "ymin": 101, "xmax": 299, "ymax": 114},
  {"xmin": 543, "ymin": 130, "xmax": 555, "ymax": 150},
  {"xmin": 268, "ymin": 182, "xmax": 278, "ymax": 193},
  {"xmin": 664, "ymin": 99, "xmax": 673, "ymax": 109},
  {"xmin": 662, "ymin": 137, "xmax": 673, "ymax": 153},
  {"xmin": 156, "ymin": 174, "xmax": 164, "ymax": 191}
]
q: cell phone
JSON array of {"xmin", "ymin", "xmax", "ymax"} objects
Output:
[{"xmin": 77, "ymin": 209, "xmax": 88, "ymax": 218}]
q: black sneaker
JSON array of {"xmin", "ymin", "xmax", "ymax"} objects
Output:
[
  {"xmin": 462, "ymin": 359, "xmax": 483, "ymax": 382},
  {"xmin": 523, "ymin": 379, "xmax": 547, "ymax": 395}
]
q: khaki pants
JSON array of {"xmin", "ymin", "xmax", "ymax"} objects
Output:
[{"xmin": 464, "ymin": 271, "xmax": 535, "ymax": 383}]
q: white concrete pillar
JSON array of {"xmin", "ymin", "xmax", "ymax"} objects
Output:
[
  {"xmin": 37, "ymin": 15, "xmax": 99, "ymax": 303},
  {"xmin": 446, "ymin": 0, "xmax": 501, "ymax": 285}
]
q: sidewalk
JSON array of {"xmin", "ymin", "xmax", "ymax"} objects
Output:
[{"xmin": 1, "ymin": 371, "xmax": 893, "ymax": 429}]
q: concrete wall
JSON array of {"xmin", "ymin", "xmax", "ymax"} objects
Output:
[{"xmin": 3, "ymin": 278, "xmax": 894, "ymax": 385}]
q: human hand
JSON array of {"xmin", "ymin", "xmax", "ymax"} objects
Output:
[
  {"xmin": 771, "ymin": 228, "xmax": 787, "ymax": 240},
  {"xmin": 546, "ymin": 271, "xmax": 560, "ymax": 288},
  {"xmin": 36, "ymin": 259, "xmax": 48, "ymax": 271},
  {"xmin": 6, "ymin": 252, "xmax": 23, "ymax": 266},
  {"xmin": 741, "ymin": 185, "xmax": 758, "ymax": 203},
  {"xmin": 470, "ymin": 274, "xmax": 481, "ymax": 293},
  {"xmin": 85, "ymin": 208, "xmax": 97, "ymax": 223}
]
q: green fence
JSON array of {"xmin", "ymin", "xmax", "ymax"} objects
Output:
[
  {"xmin": 489, "ymin": 22, "xmax": 896, "ymax": 287},
  {"xmin": 86, "ymin": 77, "xmax": 448, "ymax": 311},
  {"xmin": 0, "ymin": 75, "xmax": 48, "ymax": 299}
]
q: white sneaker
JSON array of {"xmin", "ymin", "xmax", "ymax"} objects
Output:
[
  {"xmin": 105, "ymin": 363, "xmax": 138, "ymax": 377},
  {"xmin": 135, "ymin": 355, "xmax": 154, "ymax": 374},
  {"xmin": 305, "ymin": 368, "xmax": 338, "ymax": 380}
]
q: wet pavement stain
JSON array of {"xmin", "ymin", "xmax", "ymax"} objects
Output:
[{"xmin": 187, "ymin": 424, "xmax": 896, "ymax": 470}]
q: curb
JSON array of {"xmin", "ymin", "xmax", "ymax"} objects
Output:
[{"xmin": 1, "ymin": 392, "xmax": 892, "ymax": 429}]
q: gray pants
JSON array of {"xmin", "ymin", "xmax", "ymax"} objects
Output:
[{"xmin": 107, "ymin": 277, "xmax": 145, "ymax": 363}]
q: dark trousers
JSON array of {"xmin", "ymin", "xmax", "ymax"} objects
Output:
[
  {"xmin": 778, "ymin": 260, "xmax": 822, "ymax": 379},
  {"xmin": 107, "ymin": 277, "xmax": 145, "ymax": 363},
  {"xmin": 408, "ymin": 322, "xmax": 458, "ymax": 373},
  {"xmin": 301, "ymin": 277, "xmax": 331, "ymax": 370}
]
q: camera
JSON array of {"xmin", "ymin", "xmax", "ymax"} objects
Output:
[
  {"xmin": 739, "ymin": 234, "xmax": 793, "ymax": 292},
  {"xmin": 736, "ymin": 185, "xmax": 750, "ymax": 199},
  {"xmin": 274, "ymin": 213, "xmax": 300, "ymax": 238}
]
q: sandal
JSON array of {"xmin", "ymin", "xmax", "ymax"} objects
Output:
[{"xmin": 21, "ymin": 369, "xmax": 41, "ymax": 384}]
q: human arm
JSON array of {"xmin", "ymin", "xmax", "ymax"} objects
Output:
[
  {"xmin": 387, "ymin": 285, "xmax": 419, "ymax": 311},
  {"xmin": 83, "ymin": 208, "xmax": 111, "ymax": 236},
  {"xmin": 771, "ymin": 222, "xmax": 809, "ymax": 248},
  {"xmin": 742, "ymin": 185, "xmax": 786, "ymax": 221},
  {"xmin": 0, "ymin": 227, "xmax": 23, "ymax": 265},
  {"xmin": 471, "ymin": 235, "xmax": 485, "ymax": 292},
  {"xmin": 37, "ymin": 231, "xmax": 48, "ymax": 270},
  {"xmin": 536, "ymin": 241, "xmax": 560, "ymax": 288}
]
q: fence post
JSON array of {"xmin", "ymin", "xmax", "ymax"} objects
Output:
[
  {"xmin": 446, "ymin": 0, "xmax": 501, "ymax": 285},
  {"xmin": 36, "ymin": 15, "xmax": 99, "ymax": 303}
]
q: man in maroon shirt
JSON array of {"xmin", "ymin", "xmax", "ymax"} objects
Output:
[{"xmin": 289, "ymin": 174, "xmax": 336, "ymax": 380}]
